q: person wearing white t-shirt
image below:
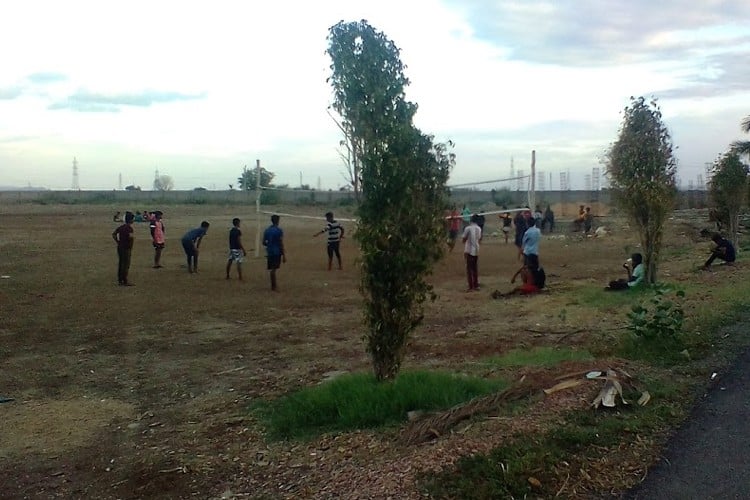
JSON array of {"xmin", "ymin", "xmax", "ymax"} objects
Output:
[{"xmin": 462, "ymin": 214, "xmax": 483, "ymax": 291}]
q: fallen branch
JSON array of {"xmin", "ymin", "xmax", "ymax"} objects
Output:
[{"xmin": 400, "ymin": 377, "xmax": 538, "ymax": 445}]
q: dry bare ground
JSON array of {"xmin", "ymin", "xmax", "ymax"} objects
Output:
[{"xmin": 0, "ymin": 203, "xmax": 741, "ymax": 499}]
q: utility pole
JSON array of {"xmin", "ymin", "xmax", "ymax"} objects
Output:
[{"xmin": 72, "ymin": 157, "xmax": 80, "ymax": 190}]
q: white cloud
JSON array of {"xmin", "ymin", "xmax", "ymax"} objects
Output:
[{"xmin": 0, "ymin": 0, "xmax": 748, "ymax": 190}]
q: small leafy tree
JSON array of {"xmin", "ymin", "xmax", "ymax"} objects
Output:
[
  {"xmin": 238, "ymin": 165, "xmax": 274, "ymax": 191},
  {"xmin": 605, "ymin": 97, "xmax": 676, "ymax": 283},
  {"xmin": 153, "ymin": 175, "xmax": 174, "ymax": 191},
  {"xmin": 327, "ymin": 20, "xmax": 454, "ymax": 381},
  {"xmin": 709, "ymin": 151, "xmax": 748, "ymax": 250}
]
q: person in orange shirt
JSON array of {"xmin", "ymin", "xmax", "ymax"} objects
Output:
[{"xmin": 446, "ymin": 206, "xmax": 461, "ymax": 252}]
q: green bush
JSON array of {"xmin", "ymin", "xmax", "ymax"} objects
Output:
[
  {"xmin": 252, "ymin": 370, "xmax": 507, "ymax": 440},
  {"xmin": 627, "ymin": 287, "xmax": 685, "ymax": 340}
]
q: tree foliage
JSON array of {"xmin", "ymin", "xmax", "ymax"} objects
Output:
[
  {"xmin": 238, "ymin": 166, "xmax": 274, "ymax": 191},
  {"xmin": 327, "ymin": 20, "xmax": 454, "ymax": 381},
  {"xmin": 605, "ymin": 97, "xmax": 676, "ymax": 284},
  {"xmin": 730, "ymin": 115, "xmax": 750, "ymax": 159},
  {"xmin": 153, "ymin": 175, "xmax": 174, "ymax": 191},
  {"xmin": 709, "ymin": 150, "xmax": 748, "ymax": 249}
]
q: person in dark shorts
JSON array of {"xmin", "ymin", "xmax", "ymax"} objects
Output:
[
  {"xmin": 314, "ymin": 211, "xmax": 345, "ymax": 270},
  {"xmin": 704, "ymin": 233, "xmax": 736, "ymax": 269},
  {"xmin": 263, "ymin": 214, "xmax": 286, "ymax": 291},
  {"xmin": 226, "ymin": 218, "xmax": 247, "ymax": 280},
  {"xmin": 181, "ymin": 221, "xmax": 210, "ymax": 273},
  {"xmin": 112, "ymin": 211, "xmax": 135, "ymax": 286},
  {"xmin": 150, "ymin": 211, "xmax": 165, "ymax": 268}
]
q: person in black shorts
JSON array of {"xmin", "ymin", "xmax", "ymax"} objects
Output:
[
  {"xmin": 226, "ymin": 218, "xmax": 247, "ymax": 280},
  {"xmin": 314, "ymin": 211, "xmax": 345, "ymax": 270}
]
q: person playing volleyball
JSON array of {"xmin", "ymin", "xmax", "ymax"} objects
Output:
[
  {"xmin": 263, "ymin": 214, "xmax": 286, "ymax": 291},
  {"xmin": 313, "ymin": 211, "xmax": 345, "ymax": 270},
  {"xmin": 226, "ymin": 218, "xmax": 247, "ymax": 280}
]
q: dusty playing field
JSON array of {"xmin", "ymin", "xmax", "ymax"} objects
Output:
[{"xmin": 0, "ymin": 203, "xmax": 738, "ymax": 498}]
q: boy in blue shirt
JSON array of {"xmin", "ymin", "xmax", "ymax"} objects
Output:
[
  {"xmin": 181, "ymin": 221, "xmax": 210, "ymax": 273},
  {"xmin": 263, "ymin": 215, "xmax": 286, "ymax": 291}
]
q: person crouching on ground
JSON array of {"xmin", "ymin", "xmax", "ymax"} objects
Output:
[
  {"xmin": 181, "ymin": 221, "xmax": 210, "ymax": 273},
  {"xmin": 703, "ymin": 233, "xmax": 736, "ymax": 270},
  {"xmin": 605, "ymin": 253, "xmax": 644, "ymax": 290},
  {"xmin": 462, "ymin": 213, "xmax": 482, "ymax": 292}
]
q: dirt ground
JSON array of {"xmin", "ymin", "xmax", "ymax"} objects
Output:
[{"xmin": 0, "ymin": 203, "xmax": 739, "ymax": 499}]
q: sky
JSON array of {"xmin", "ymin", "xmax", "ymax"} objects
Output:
[{"xmin": 1, "ymin": 0, "xmax": 749, "ymax": 191}]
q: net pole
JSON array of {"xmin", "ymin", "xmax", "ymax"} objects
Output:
[
  {"xmin": 255, "ymin": 159, "xmax": 261, "ymax": 258},
  {"xmin": 529, "ymin": 150, "xmax": 536, "ymax": 210}
]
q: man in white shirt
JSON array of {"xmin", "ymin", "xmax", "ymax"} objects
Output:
[{"xmin": 462, "ymin": 214, "xmax": 483, "ymax": 291}]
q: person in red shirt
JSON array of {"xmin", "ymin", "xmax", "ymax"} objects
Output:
[
  {"xmin": 446, "ymin": 206, "xmax": 461, "ymax": 252},
  {"xmin": 112, "ymin": 211, "xmax": 135, "ymax": 286}
]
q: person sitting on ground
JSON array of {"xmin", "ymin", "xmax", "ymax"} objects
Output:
[
  {"xmin": 605, "ymin": 253, "xmax": 644, "ymax": 290},
  {"xmin": 703, "ymin": 233, "xmax": 736, "ymax": 269},
  {"xmin": 492, "ymin": 256, "xmax": 546, "ymax": 298},
  {"xmin": 113, "ymin": 211, "xmax": 123, "ymax": 222},
  {"xmin": 583, "ymin": 206, "xmax": 594, "ymax": 234}
]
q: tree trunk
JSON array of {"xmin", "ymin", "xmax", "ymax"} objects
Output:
[{"xmin": 730, "ymin": 211, "xmax": 740, "ymax": 253}]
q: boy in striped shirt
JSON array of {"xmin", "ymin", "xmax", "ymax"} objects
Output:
[{"xmin": 314, "ymin": 211, "xmax": 345, "ymax": 270}]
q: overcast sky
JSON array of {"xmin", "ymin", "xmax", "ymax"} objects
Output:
[{"xmin": 1, "ymin": 0, "xmax": 748, "ymax": 190}]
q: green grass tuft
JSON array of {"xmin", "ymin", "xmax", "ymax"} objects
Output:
[
  {"xmin": 252, "ymin": 370, "xmax": 508, "ymax": 440},
  {"xmin": 484, "ymin": 346, "xmax": 594, "ymax": 368}
]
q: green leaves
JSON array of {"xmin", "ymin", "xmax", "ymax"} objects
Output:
[
  {"xmin": 327, "ymin": 20, "xmax": 454, "ymax": 381},
  {"xmin": 627, "ymin": 287, "xmax": 685, "ymax": 340},
  {"xmin": 605, "ymin": 97, "xmax": 676, "ymax": 284}
]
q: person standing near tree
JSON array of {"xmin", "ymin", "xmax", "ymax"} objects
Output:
[
  {"xmin": 313, "ymin": 211, "xmax": 344, "ymax": 270},
  {"xmin": 112, "ymin": 211, "xmax": 135, "ymax": 286},
  {"xmin": 225, "ymin": 218, "xmax": 247, "ymax": 280},
  {"xmin": 462, "ymin": 213, "xmax": 482, "ymax": 292},
  {"xmin": 263, "ymin": 214, "xmax": 286, "ymax": 291},
  {"xmin": 181, "ymin": 221, "xmax": 210, "ymax": 274},
  {"xmin": 151, "ymin": 211, "xmax": 165, "ymax": 268}
]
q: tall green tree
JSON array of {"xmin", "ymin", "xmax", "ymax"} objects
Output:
[
  {"xmin": 238, "ymin": 165, "xmax": 274, "ymax": 191},
  {"xmin": 709, "ymin": 151, "xmax": 748, "ymax": 250},
  {"xmin": 327, "ymin": 20, "xmax": 454, "ymax": 381},
  {"xmin": 731, "ymin": 115, "xmax": 750, "ymax": 159},
  {"xmin": 605, "ymin": 97, "xmax": 676, "ymax": 284}
]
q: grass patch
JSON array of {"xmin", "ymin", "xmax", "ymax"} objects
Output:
[
  {"xmin": 421, "ymin": 375, "xmax": 686, "ymax": 499},
  {"xmin": 253, "ymin": 370, "xmax": 508, "ymax": 440},
  {"xmin": 485, "ymin": 346, "xmax": 594, "ymax": 368}
]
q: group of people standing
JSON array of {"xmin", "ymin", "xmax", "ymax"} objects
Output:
[
  {"xmin": 449, "ymin": 205, "xmax": 546, "ymax": 295},
  {"xmin": 111, "ymin": 210, "xmax": 346, "ymax": 292}
]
